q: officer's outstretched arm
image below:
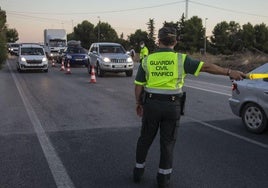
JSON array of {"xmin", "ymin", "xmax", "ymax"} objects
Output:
[{"xmin": 201, "ymin": 62, "xmax": 246, "ymax": 81}]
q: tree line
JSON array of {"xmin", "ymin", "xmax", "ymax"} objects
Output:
[
  {"xmin": 1, "ymin": 8, "xmax": 268, "ymax": 68},
  {"xmin": 68, "ymin": 14, "xmax": 268, "ymax": 55}
]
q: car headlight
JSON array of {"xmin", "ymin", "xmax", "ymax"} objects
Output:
[
  {"xmin": 50, "ymin": 53, "xmax": 54, "ymax": 57},
  {"xmin": 127, "ymin": 57, "xmax": 132, "ymax": 63},
  {"xmin": 103, "ymin": 57, "xmax": 110, "ymax": 63},
  {"xmin": 67, "ymin": 54, "xmax": 72, "ymax": 59},
  {"xmin": 21, "ymin": 57, "xmax": 26, "ymax": 62},
  {"xmin": 42, "ymin": 57, "xmax": 48, "ymax": 62}
]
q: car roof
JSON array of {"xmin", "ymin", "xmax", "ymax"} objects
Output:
[
  {"xmin": 93, "ymin": 42, "xmax": 121, "ymax": 46},
  {"xmin": 20, "ymin": 43, "xmax": 43, "ymax": 48}
]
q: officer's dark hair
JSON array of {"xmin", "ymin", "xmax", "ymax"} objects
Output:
[{"xmin": 158, "ymin": 27, "xmax": 177, "ymax": 46}]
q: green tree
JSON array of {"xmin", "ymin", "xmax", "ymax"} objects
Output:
[
  {"xmin": 240, "ymin": 23, "xmax": 255, "ymax": 50},
  {"xmin": 254, "ymin": 23, "xmax": 268, "ymax": 53},
  {"xmin": 0, "ymin": 7, "xmax": 7, "ymax": 68},
  {"xmin": 6, "ymin": 28, "xmax": 19, "ymax": 42},
  {"xmin": 72, "ymin": 20, "xmax": 96, "ymax": 49},
  {"xmin": 228, "ymin": 21, "xmax": 242, "ymax": 52},
  {"xmin": 147, "ymin": 18, "xmax": 156, "ymax": 41},
  {"xmin": 211, "ymin": 21, "xmax": 230, "ymax": 54},
  {"xmin": 183, "ymin": 16, "xmax": 204, "ymax": 53},
  {"xmin": 94, "ymin": 22, "xmax": 118, "ymax": 42}
]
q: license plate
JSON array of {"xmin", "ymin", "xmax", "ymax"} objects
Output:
[{"xmin": 114, "ymin": 65, "xmax": 124, "ymax": 68}]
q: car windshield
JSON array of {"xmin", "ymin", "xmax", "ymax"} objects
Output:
[
  {"xmin": 49, "ymin": 40, "xmax": 66, "ymax": 47},
  {"xmin": 21, "ymin": 47, "xmax": 45, "ymax": 55},
  {"xmin": 10, "ymin": 44, "xmax": 19, "ymax": 48},
  {"xmin": 67, "ymin": 47, "xmax": 87, "ymax": 54},
  {"xmin": 99, "ymin": 45, "xmax": 125, "ymax": 54},
  {"xmin": 251, "ymin": 63, "xmax": 268, "ymax": 74}
]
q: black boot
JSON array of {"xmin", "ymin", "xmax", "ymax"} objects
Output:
[
  {"xmin": 133, "ymin": 167, "xmax": 144, "ymax": 183},
  {"xmin": 157, "ymin": 173, "xmax": 171, "ymax": 188}
]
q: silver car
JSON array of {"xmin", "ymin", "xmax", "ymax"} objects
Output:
[
  {"xmin": 88, "ymin": 42, "xmax": 134, "ymax": 77},
  {"xmin": 229, "ymin": 63, "xmax": 268, "ymax": 133}
]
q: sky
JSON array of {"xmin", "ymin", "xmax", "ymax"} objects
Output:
[{"xmin": 1, "ymin": 0, "xmax": 268, "ymax": 43}]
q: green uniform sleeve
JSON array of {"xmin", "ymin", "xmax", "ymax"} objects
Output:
[
  {"xmin": 134, "ymin": 64, "xmax": 146, "ymax": 85},
  {"xmin": 184, "ymin": 56, "xmax": 204, "ymax": 76}
]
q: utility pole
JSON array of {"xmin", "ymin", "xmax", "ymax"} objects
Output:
[
  {"xmin": 204, "ymin": 18, "xmax": 208, "ymax": 55},
  {"xmin": 185, "ymin": 0, "xmax": 189, "ymax": 19}
]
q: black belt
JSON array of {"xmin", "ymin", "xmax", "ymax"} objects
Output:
[{"xmin": 145, "ymin": 92, "xmax": 182, "ymax": 101}]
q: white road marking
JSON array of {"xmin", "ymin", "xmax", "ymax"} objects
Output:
[
  {"xmin": 186, "ymin": 116, "xmax": 268, "ymax": 149},
  {"xmin": 184, "ymin": 84, "xmax": 231, "ymax": 96},
  {"xmin": 7, "ymin": 61, "xmax": 75, "ymax": 188}
]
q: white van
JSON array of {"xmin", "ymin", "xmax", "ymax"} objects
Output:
[{"xmin": 17, "ymin": 44, "xmax": 48, "ymax": 72}]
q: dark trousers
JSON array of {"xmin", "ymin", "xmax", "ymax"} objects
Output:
[{"xmin": 135, "ymin": 98, "xmax": 181, "ymax": 171}]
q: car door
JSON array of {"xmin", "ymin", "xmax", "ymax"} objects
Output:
[{"xmin": 89, "ymin": 44, "xmax": 98, "ymax": 66}]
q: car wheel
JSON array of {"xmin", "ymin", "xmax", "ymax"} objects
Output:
[
  {"xmin": 44, "ymin": 69, "xmax": 48, "ymax": 73},
  {"xmin": 17, "ymin": 67, "xmax": 22, "ymax": 73},
  {"xmin": 96, "ymin": 63, "xmax": 104, "ymax": 77},
  {"xmin": 126, "ymin": 70, "xmax": 133, "ymax": 77},
  {"xmin": 241, "ymin": 103, "xmax": 267, "ymax": 134}
]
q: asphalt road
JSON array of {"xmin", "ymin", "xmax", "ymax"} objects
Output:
[{"xmin": 0, "ymin": 56, "xmax": 268, "ymax": 188}]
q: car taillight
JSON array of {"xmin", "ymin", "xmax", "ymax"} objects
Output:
[{"xmin": 232, "ymin": 82, "xmax": 237, "ymax": 91}]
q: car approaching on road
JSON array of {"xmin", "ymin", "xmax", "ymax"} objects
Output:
[
  {"xmin": 17, "ymin": 43, "xmax": 48, "ymax": 72},
  {"xmin": 88, "ymin": 42, "xmax": 134, "ymax": 77},
  {"xmin": 229, "ymin": 63, "xmax": 268, "ymax": 133},
  {"xmin": 8, "ymin": 43, "xmax": 20, "ymax": 55},
  {"xmin": 60, "ymin": 41, "xmax": 89, "ymax": 67}
]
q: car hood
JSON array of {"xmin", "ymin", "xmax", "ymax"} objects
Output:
[
  {"xmin": 100, "ymin": 53, "xmax": 130, "ymax": 59},
  {"xmin": 21, "ymin": 55, "xmax": 46, "ymax": 60}
]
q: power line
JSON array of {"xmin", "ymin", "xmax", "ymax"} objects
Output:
[
  {"xmin": 190, "ymin": 0, "xmax": 268, "ymax": 18},
  {"xmin": 7, "ymin": 1, "xmax": 185, "ymax": 16}
]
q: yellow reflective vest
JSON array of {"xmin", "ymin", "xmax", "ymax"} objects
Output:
[
  {"xmin": 141, "ymin": 51, "xmax": 187, "ymax": 94},
  {"xmin": 140, "ymin": 46, "xmax": 149, "ymax": 60}
]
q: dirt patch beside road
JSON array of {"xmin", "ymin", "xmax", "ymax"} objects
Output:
[{"xmin": 192, "ymin": 52, "xmax": 268, "ymax": 73}]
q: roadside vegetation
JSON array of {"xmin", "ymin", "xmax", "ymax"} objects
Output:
[
  {"xmin": 1, "ymin": 6, "xmax": 268, "ymax": 72},
  {"xmin": 0, "ymin": 7, "xmax": 19, "ymax": 69}
]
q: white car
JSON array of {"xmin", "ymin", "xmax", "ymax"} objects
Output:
[
  {"xmin": 88, "ymin": 42, "xmax": 134, "ymax": 77},
  {"xmin": 17, "ymin": 44, "xmax": 48, "ymax": 72}
]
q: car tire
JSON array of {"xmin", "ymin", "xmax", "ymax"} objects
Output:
[
  {"xmin": 17, "ymin": 67, "xmax": 22, "ymax": 73},
  {"xmin": 126, "ymin": 70, "xmax": 133, "ymax": 77},
  {"xmin": 44, "ymin": 69, "xmax": 48, "ymax": 73},
  {"xmin": 96, "ymin": 63, "xmax": 104, "ymax": 77},
  {"xmin": 241, "ymin": 103, "xmax": 267, "ymax": 134}
]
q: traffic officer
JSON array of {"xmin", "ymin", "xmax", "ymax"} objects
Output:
[
  {"xmin": 139, "ymin": 41, "xmax": 149, "ymax": 63},
  {"xmin": 133, "ymin": 26, "xmax": 246, "ymax": 188}
]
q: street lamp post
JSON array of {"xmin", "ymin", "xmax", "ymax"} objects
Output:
[
  {"xmin": 204, "ymin": 18, "xmax": 208, "ymax": 55},
  {"xmin": 98, "ymin": 16, "xmax": 100, "ymax": 42}
]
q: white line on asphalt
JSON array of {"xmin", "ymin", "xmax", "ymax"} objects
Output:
[
  {"xmin": 186, "ymin": 116, "xmax": 268, "ymax": 149},
  {"xmin": 184, "ymin": 84, "xmax": 231, "ymax": 96},
  {"xmin": 7, "ymin": 61, "xmax": 75, "ymax": 188}
]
